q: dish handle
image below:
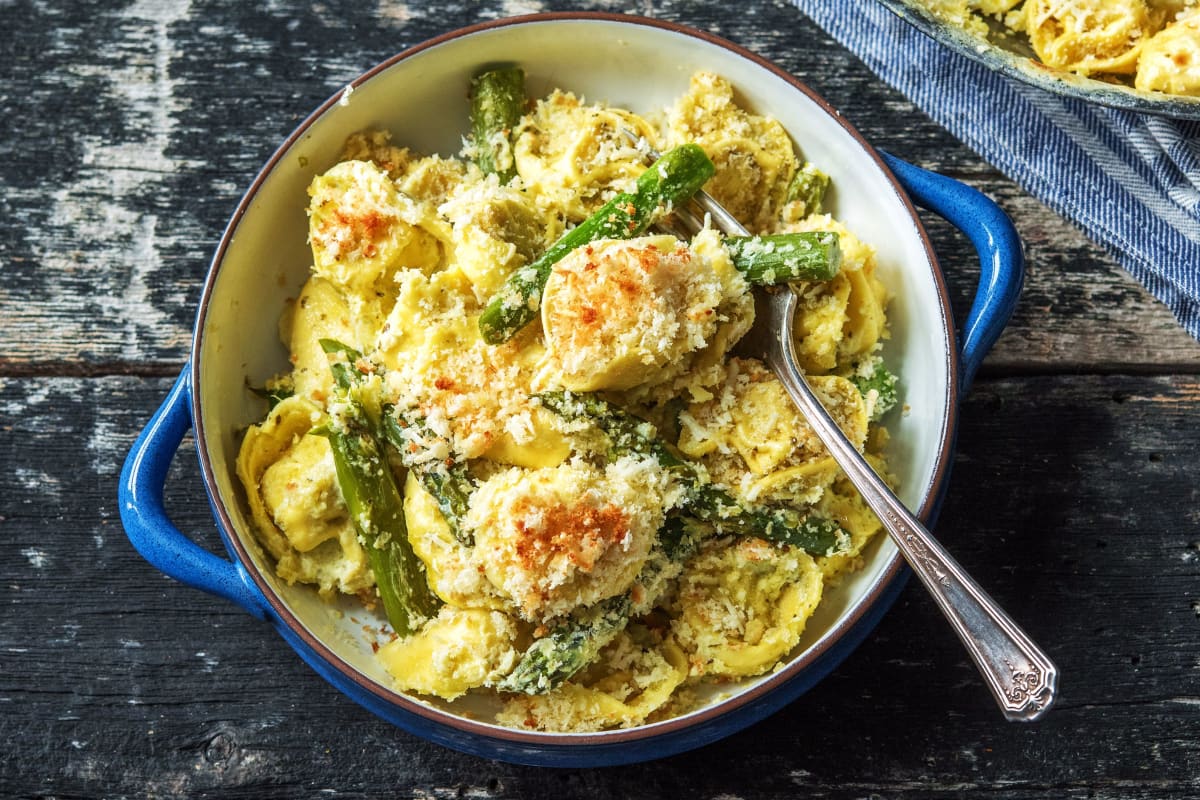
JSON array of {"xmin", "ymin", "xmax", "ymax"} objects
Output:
[
  {"xmin": 118, "ymin": 368, "xmax": 270, "ymax": 619},
  {"xmin": 880, "ymin": 152, "xmax": 1023, "ymax": 398}
]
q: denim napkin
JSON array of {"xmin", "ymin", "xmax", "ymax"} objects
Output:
[{"xmin": 791, "ymin": 0, "xmax": 1200, "ymax": 340}]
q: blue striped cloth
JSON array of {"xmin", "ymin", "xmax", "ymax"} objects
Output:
[{"xmin": 791, "ymin": 1, "xmax": 1200, "ymax": 339}]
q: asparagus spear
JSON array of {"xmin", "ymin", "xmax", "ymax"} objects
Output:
[
  {"xmin": 849, "ymin": 359, "xmax": 899, "ymax": 422},
  {"xmin": 320, "ymin": 339, "xmax": 370, "ymax": 394},
  {"xmin": 316, "ymin": 355, "xmax": 442, "ymax": 636},
  {"xmin": 321, "ymin": 423, "xmax": 441, "ymax": 636},
  {"xmin": 319, "ymin": 339, "xmax": 476, "ymax": 543},
  {"xmin": 787, "ymin": 162, "xmax": 830, "ymax": 215},
  {"xmin": 498, "ymin": 517, "xmax": 703, "ymax": 694},
  {"xmin": 725, "ymin": 231, "xmax": 842, "ymax": 284},
  {"xmin": 469, "ymin": 66, "xmax": 525, "ymax": 183},
  {"xmin": 684, "ymin": 483, "xmax": 845, "ymax": 552},
  {"xmin": 382, "ymin": 412, "xmax": 474, "ymax": 546},
  {"xmin": 478, "ymin": 144, "xmax": 717, "ymax": 344},
  {"xmin": 497, "ymin": 592, "xmax": 630, "ymax": 694},
  {"xmin": 536, "ymin": 390, "xmax": 848, "ymax": 557}
]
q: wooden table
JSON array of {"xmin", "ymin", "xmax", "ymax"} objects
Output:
[{"xmin": 4, "ymin": 2, "xmax": 1198, "ymax": 797}]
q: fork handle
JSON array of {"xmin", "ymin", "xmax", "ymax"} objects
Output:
[{"xmin": 769, "ymin": 293, "xmax": 1058, "ymax": 721}]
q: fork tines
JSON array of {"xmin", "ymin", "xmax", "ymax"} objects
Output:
[{"xmin": 620, "ymin": 127, "xmax": 750, "ymax": 238}]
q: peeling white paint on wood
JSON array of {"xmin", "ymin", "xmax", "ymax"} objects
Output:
[
  {"xmin": 498, "ymin": 0, "xmax": 549, "ymax": 16},
  {"xmin": 14, "ymin": 467, "xmax": 61, "ymax": 499},
  {"xmin": 20, "ymin": 548, "xmax": 50, "ymax": 569},
  {"xmin": 86, "ymin": 397, "xmax": 131, "ymax": 475},
  {"xmin": 2, "ymin": 1, "xmax": 196, "ymax": 365},
  {"xmin": 3, "ymin": 1, "xmax": 1200, "ymax": 796}
]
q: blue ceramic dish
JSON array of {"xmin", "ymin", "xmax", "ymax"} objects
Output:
[{"xmin": 119, "ymin": 13, "xmax": 1023, "ymax": 767}]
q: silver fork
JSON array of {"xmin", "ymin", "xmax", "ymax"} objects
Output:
[{"xmin": 665, "ymin": 170, "xmax": 1058, "ymax": 722}]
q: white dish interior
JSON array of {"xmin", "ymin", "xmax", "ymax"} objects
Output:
[{"xmin": 194, "ymin": 16, "xmax": 952, "ymax": 735}]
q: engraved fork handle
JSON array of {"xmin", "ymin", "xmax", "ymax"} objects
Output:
[{"xmin": 767, "ymin": 288, "xmax": 1058, "ymax": 721}]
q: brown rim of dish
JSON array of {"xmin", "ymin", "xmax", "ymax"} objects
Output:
[{"xmin": 191, "ymin": 11, "xmax": 958, "ymax": 745}]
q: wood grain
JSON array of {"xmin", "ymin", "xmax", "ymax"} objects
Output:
[
  {"xmin": 3, "ymin": 0, "xmax": 1197, "ymax": 373},
  {"xmin": 3, "ymin": 0, "xmax": 1198, "ymax": 797},
  {"xmin": 2, "ymin": 376, "xmax": 1198, "ymax": 797}
]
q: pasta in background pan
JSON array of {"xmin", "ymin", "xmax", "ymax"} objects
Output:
[{"xmin": 913, "ymin": 0, "xmax": 1200, "ymax": 96}]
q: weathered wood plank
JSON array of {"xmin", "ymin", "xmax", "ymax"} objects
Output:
[
  {"xmin": 2, "ymin": 1, "xmax": 1197, "ymax": 374},
  {"xmin": 1, "ymin": 374, "xmax": 1196, "ymax": 797},
  {"xmin": 917, "ymin": 190, "xmax": 1200, "ymax": 374},
  {"xmin": 4, "ymin": 1, "xmax": 1199, "ymax": 797}
]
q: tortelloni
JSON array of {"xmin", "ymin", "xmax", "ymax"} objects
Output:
[
  {"xmin": 783, "ymin": 216, "xmax": 889, "ymax": 373},
  {"xmin": 1136, "ymin": 9, "xmax": 1200, "ymax": 95},
  {"xmin": 540, "ymin": 235, "xmax": 725, "ymax": 392},
  {"xmin": 308, "ymin": 160, "xmax": 448, "ymax": 298},
  {"xmin": 672, "ymin": 538, "xmax": 824, "ymax": 678},
  {"xmin": 678, "ymin": 358, "xmax": 869, "ymax": 507},
  {"xmin": 379, "ymin": 607, "xmax": 523, "ymax": 700},
  {"xmin": 401, "ymin": 473, "xmax": 507, "ymax": 609},
  {"xmin": 914, "ymin": 0, "xmax": 1200, "ymax": 96},
  {"xmin": 465, "ymin": 457, "xmax": 669, "ymax": 621},
  {"xmin": 514, "ymin": 89, "xmax": 661, "ymax": 221},
  {"xmin": 669, "ymin": 72, "xmax": 799, "ymax": 232},
  {"xmin": 236, "ymin": 396, "xmax": 373, "ymax": 598},
  {"xmin": 1024, "ymin": 0, "xmax": 1153, "ymax": 76},
  {"xmin": 236, "ymin": 69, "xmax": 899, "ymax": 732}
]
